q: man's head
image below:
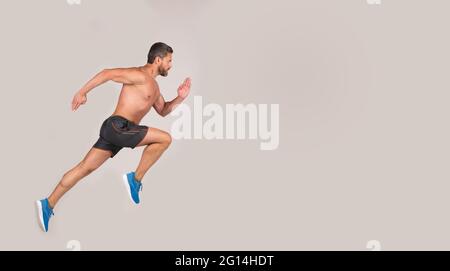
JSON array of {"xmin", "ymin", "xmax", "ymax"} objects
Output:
[{"xmin": 147, "ymin": 42, "xmax": 173, "ymax": 77}]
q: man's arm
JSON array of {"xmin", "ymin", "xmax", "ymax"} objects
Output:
[
  {"xmin": 80, "ymin": 68, "xmax": 146, "ymax": 95},
  {"xmin": 72, "ymin": 67, "xmax": 146, "ymax": 111},
  {"xmin": 153, "ymin": 94, "xmax": 186, "ymax": 117},
  {"xmin": 153, "ymin": 77, "xmax": 191, "ymax": 117}
]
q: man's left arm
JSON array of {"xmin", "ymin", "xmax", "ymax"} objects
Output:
[{"xmin": 154, "ymin": 77, "xmax": 191, "ymax": 117}]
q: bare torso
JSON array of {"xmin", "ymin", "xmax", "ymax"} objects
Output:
[{"xmin": 111, "ymin": 71, "xmax": 160, "ymax": 124}]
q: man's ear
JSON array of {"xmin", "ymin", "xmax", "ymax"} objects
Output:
[{"xmin": 155, "ymin": 56, "xmax": 162, "ymax": 64}]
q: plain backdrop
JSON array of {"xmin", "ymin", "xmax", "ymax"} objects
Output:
[{"xmin": 1, "ymin": 0, "xmax": 449, "ymax": 250}]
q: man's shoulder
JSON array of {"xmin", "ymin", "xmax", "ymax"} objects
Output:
[
  {"xmin": 133, "ymin": 67, "xmax": 159, "ymax": 91},
  {"xmin": 128, "ymin": 66, "xmax": 152, "ymax": 85},
  {"xmin": 131, "ymin": 66, "xmax": 147, "ymax": 76}
]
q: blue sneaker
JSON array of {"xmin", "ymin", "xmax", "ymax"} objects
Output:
[
  {"xmin": 35, "ymin": 198, "xmax": 54, "ymax": 232},
  {"xmin": 122, "ymin": 172, "xmax": 143, "ymax": 204}
]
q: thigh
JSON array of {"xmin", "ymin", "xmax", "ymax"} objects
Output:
[
  {"xmin": 93, "ymin": 136, "xmax": 122, "ymax": 158},
  {"xmin": 135, "ymin": 127, "xmax": 172, "ymax": 147},
  {"xmin": 79, "ymin": 147, "xmax": 111, "ymax": 170}
]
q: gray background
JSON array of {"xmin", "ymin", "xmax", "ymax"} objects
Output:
[{"xmin": 0, "ymin": 0, "xmax": 449, "ymax": 250}]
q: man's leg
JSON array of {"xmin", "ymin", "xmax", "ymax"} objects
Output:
[
  {"xmin": 47, "ymin": 147, "xmax": 112, "ymax": 208},
  {"xmin": 134, "ymin": 127, "xmax": 172, "ymax": 181}
]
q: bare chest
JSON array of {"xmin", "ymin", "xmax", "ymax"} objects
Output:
[{"xmin": 120, "ymin": 82, "xmax": 160, "ymax": 106}]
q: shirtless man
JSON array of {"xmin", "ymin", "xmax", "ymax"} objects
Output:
[{"xmin": 36, "ymin": 42, "xmax": 191, "ymax": 232}]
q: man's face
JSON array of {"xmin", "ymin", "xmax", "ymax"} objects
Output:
[{"xmin": 158, "ymin": 53, "xmax": 172, "ymax": 77}]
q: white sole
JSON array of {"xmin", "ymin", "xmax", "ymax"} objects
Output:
[
  {"xmin": 35, "ymin": 200, "xmax": 46, "ymax": 232},
  {"xmin": 122, "ymin": 173, "xmax": 137, "ymax": 204}
]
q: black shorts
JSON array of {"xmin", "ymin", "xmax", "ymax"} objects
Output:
[{"xmin": 93, "ymin": 115, "xmax": 148, "ymax": 158}]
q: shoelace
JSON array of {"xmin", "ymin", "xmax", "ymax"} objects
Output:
[{"xmin": 46, "ymin": 207, "xmax": 54, "ymax": 217}]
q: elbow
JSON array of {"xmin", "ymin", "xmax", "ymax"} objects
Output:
[
  {"xmin": 160, "ymin": 104, "xmax": 170, "ymax": 117},
  {"xmin": 160, "ymin": 108, "xmax": 171, "ymax": 117},
  {"xmin": 101, "ymin": 69, "xmax": 112, "ymax": 81},
  {"xmin": 155, "ymin": 108, "xmax": 168, "ymax": 117},
  {"xmin": 102, "ymin": 69, "xmax": 121, "ymax": 82}
]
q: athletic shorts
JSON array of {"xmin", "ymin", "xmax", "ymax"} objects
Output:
[{"xmin": 93, "ymin": 115, "xmax": 149, "ymax": 158}]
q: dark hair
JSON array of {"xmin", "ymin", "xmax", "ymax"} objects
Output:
[{"xmin": 147, "ymin": 42, "xmax": 173, "ymax": 64}]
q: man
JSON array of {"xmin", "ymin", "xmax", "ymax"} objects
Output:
[{"xmin": 36, "ymin": 42, "xmax": 191, "ymax": 232}]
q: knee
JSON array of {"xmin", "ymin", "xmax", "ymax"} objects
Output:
[{"xmin": 161, "ymin": 133, "xmax": 172, "ymax": 149}]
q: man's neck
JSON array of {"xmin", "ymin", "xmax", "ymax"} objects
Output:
[{"xmin": 141, "ymin": 64, "xmax": 159, "ymax": 79}]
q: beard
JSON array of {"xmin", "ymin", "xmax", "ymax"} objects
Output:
[{"xmin": 158, "ymin": 66, "xmax": 169, "ymax": 77}]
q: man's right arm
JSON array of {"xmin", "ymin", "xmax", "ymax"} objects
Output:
[
  {"xmin": 79, "ymin": 67, "xmax": 146, "ymax": 95},
  {"xmin": 72, "ymin": 67, "xmax": 146, "ymax": 111}
]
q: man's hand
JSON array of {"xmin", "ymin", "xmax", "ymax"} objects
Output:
[
  {"xmin": 71, "ymin": 91, "xmax": 87, "ymax": 111},
  {"xmin": 177, "ymin": 77, "xmax": 191, "ymax": 99}
]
